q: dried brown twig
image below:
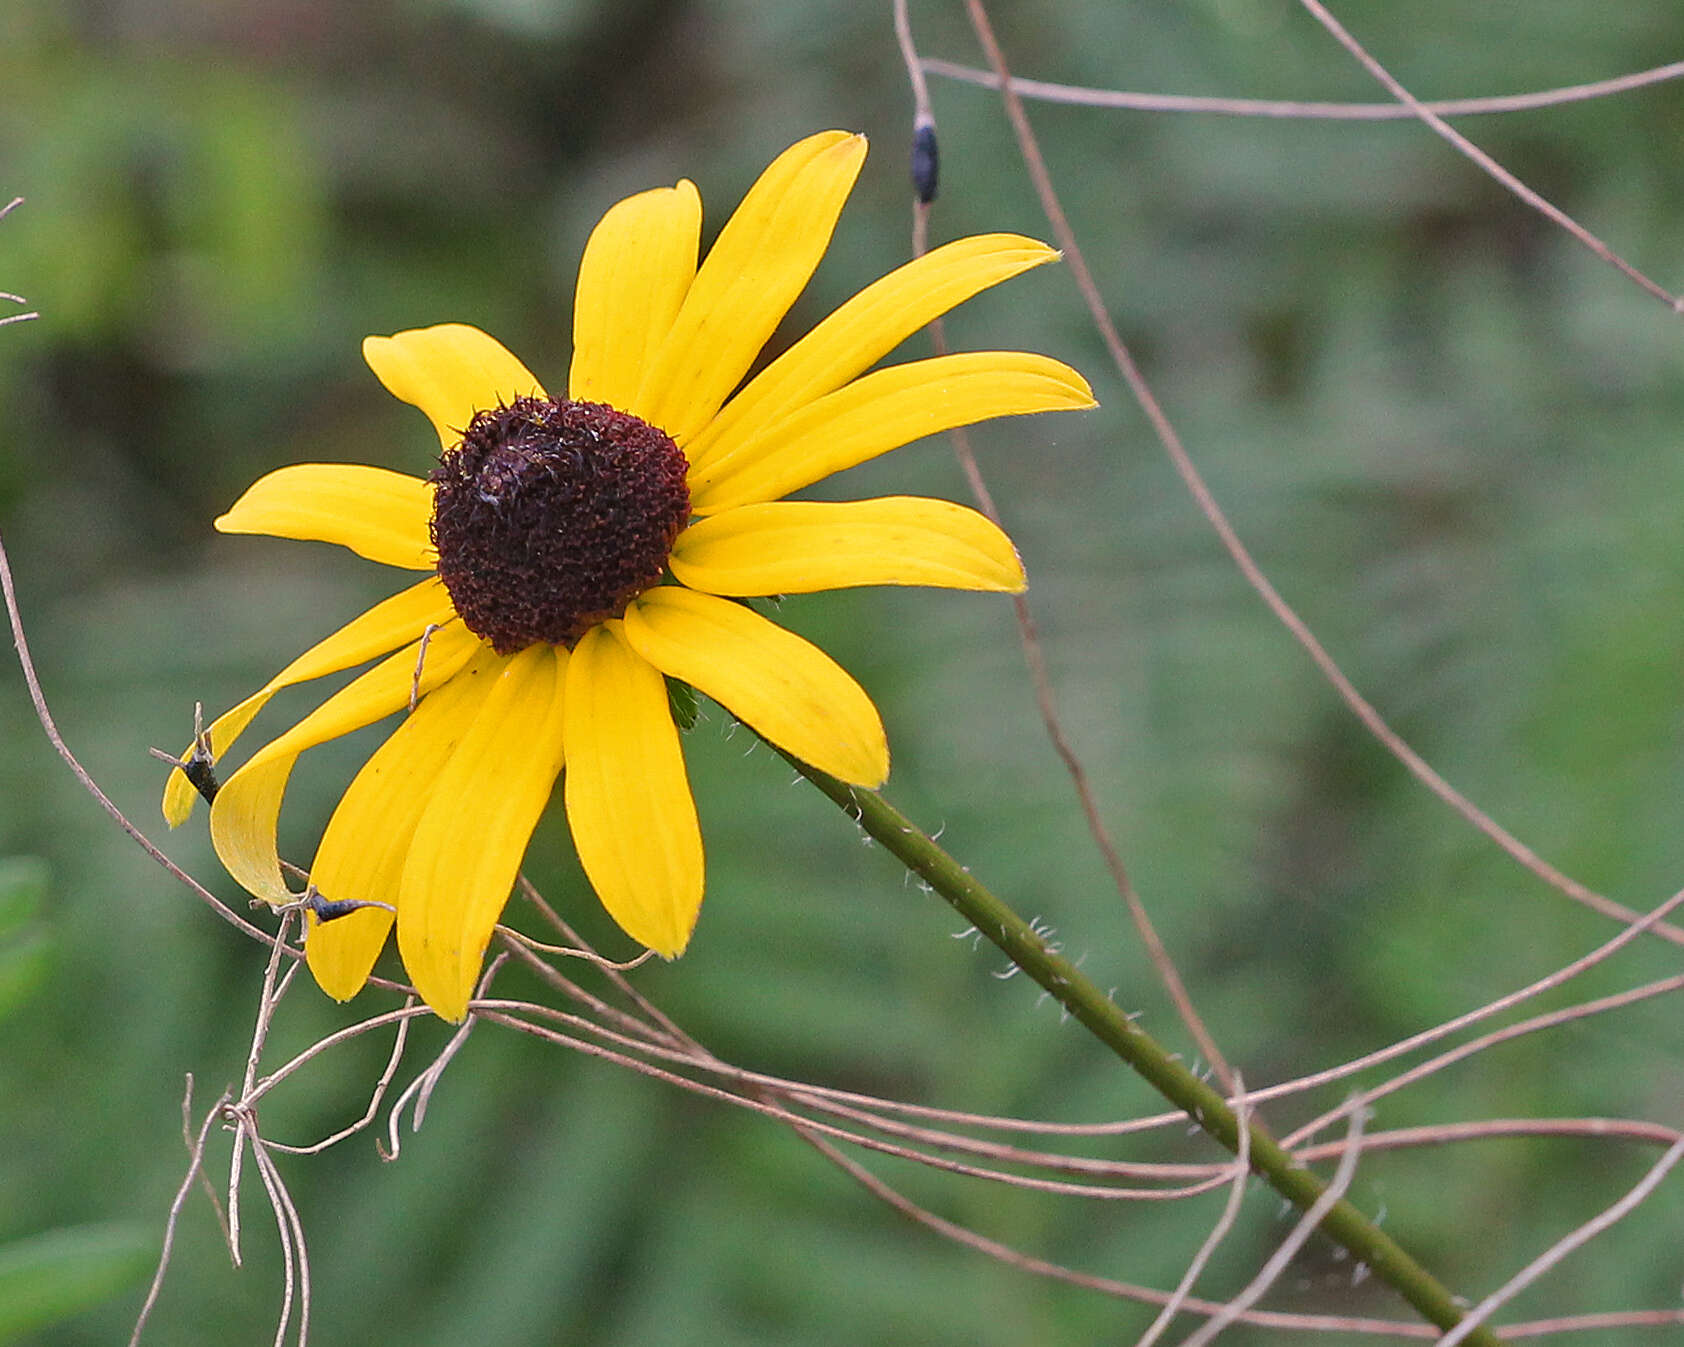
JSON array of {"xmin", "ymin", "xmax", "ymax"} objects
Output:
[
  {"xmin": 1296, "ymin": 0, "xmax": 1681, "ymax": 311},
  {"xmin": 942, "ymin": 0, "xmax": 1684, "ymax": 952},
  {"xmin": 891, "ymin": 0, "xmax": 1240, "ymax": 1101},
  {"xmin": 921, "ymin": 55, "xmax": 1684, "ymax": 121}
]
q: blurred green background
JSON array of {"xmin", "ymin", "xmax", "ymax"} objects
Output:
[{"xmin": 5, "ymin": 1, "xmax": 1684, "ymax": 1342}]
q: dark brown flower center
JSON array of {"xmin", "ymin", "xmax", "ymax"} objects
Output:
[{"xmin": 429, "ymin": 396, "xmax": 690, "ymax": 654}]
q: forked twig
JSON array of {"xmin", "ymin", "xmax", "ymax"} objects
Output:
[
  {"xmin": 260, "ymin": 1004, "xmax": 417, "ymax": 1156},
  {"xmin": 1296, "ymin": 0, "xmax": 1680, "ymax": 311},
  {"xmin": 229, "ymin": 909, "xmax": 303, "ymax": 1264},
  {"xmin": 796, "ymin": 1121, "xmax": 1426, "ymax": 1338},
  {"xmin": 243, "ymin": 1131, "xmax": 309, "ymax": 1347}
]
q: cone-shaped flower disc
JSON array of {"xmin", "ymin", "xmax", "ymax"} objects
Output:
[{"xmin": 163, "ymin": 131, "xmax": 1094, "ymax": 1020}]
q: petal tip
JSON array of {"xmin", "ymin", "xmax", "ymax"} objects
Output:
[
  {"xmin": 1061, "ymin": 367, "xmax": 1099, "ymax": 409},
  {"xmin": 648, "ymin": 933, "xmax": 690, "ymax": 961}
]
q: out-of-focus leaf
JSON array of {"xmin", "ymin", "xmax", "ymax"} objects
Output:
[
  {"xmin": 0, "ymin": 1223, "xmax": 156, "ymax": 1343},
  {"xmin": 0, "ymin": 858, "xmax": 50, "ymax": 1020},
  {"xmin": 0, "ymin": 857, "xmax": 47, "ymax": 935},
  {"xmin": 0, "ymin": 929, "xmax": 52, "ymax": 1022}
]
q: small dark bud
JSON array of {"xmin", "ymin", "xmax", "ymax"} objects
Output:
[
  {"xmin": 911, "ymin": 122, "xmax": 939, "ymax": 204},
  {"xmin": 176, "ymin": 739, "xmax": 220, "ymax": 804},
  {"xmin": 306, "ymin": 890, "xmax": 380, "ymax": 923}
]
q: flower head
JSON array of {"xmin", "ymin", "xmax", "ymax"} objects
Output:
[{"xmin": 163, "ymin": 131, "xmax": 1093, "ymax": 1020}]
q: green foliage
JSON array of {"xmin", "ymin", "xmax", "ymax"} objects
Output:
[
  {"xmin": 0, "ymin": 1225, "xmax": 156, "ymax": 1344},
  {"xmin": 0, "ymin": 857, "xmax": 52, "ymax": 1020}
]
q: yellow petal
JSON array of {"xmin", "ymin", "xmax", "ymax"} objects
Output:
[
  {"xmin": 631, "ymin": 132, "xmax": 867, "ymax": 444},
  {"xmin": 208, "ymin": 623, "xmax": 483, "ymax": 903},
  {"xmin": 162, "ymin": 576, "xmax": 458, "ymax": 825},
  {"xmin": 397, "ymin": 644, "xmax": 568, "ymax": 1021},
  {"xmin": 684, "ymin": 233, "xmax": 1059, "ymax": 472},
  {"xmin": 689, "ymin": 351, "xmax": 1096, "ymax": 513},
  {"xmin": 564, "ymin": 622, "xmax": 703, "ymax": 958},
  {"xmin": 623, "ymin": 588, "xmax": 887, "ymax": 787},
  {"xmin": 306, "ymin": 646, "xmax": 506, "ymax": 1002},
  {"xmin": 568, "ymin": 181, "xmax": 702, "ymax": 411},
  {"xmin": 215, "ymin": 464, "xmax": 436, "ymax": 570},
  {"xmin": 362, "ymin": 324, "xmax": 547, "ymax": 450},
  {"xmin": 669, "ymin": 497, "xmax": 1026, "ymax": 596}
]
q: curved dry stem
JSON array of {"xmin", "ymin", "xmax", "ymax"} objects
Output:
[
  {"xmin": 244, "ymin": 1005, "xmax": 431, "ymax": 1110},
  {"xmin": 476, "ymin": 1002, "xmax": 1235, "ymax": 1200},
  {"xmin": 242, "ymin": 1126, "xmax": 308, "ymax": 1347},
  {"xmin": 1296, "ymin": 1116, "xmax": 1683, "ymax": 1163},
  {"xmin": 382, "ymin": 956, "xmax": 506, "ymax": 1160},
  {"xmin": 260, "ymin": 1005, "xmax": 416, "ymax": 1156},
  {"xmin": 514, "ymin": 876, "xmax": 698, "ymax": 1051},
  {"xmin": 0, "ymin": 529, "xmax": 276, "ymax": 944}
]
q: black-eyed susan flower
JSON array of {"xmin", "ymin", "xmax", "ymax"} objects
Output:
[{"xmin": 163, "ymin": 131, "xmax": 1093, "ymax": 1020}]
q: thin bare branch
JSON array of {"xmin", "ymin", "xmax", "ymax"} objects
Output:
[
  {"xmin": 1177, "ymin": 1099, "xmax": 1369, "ymax": 1347},
  {"xmin": 245, "ymin": 1005, "xmax": 432, "ymax": 1108},
  {"xmin": 493, "ymin": 921, "xmax": 656, "ymax": 969},
  {"xmin": 262, "ymin": 1002, "xmax": 418, "ymax": 1156},
  {"xmin": 1246, "ymin": 887, "xmax": 1684, "ymax": 1107},
  {"xmin": 898, "ymin": 0, "xmax": 1243, "ymax": 1099},
  {"xmin": 130, "ymin": 1085, "xmax": 230, "ymax": 1346},
  {"xmin": 229, "ymin": 910, "xmax": 302, "ymax": 1263},
  {"xmin": 1296, "ymin": 1116, "xmax": 1683, "ymax": 1163},
  {"xmin": 1285, "ymin": 972, "xmax": 1684, "ymax": 1150},
  {"xmin": 244, "ymin": 1129, "xmax": 309, "ymax": 1347},
  {"xmin": 1296, "ymin": 0, "xmax": 1679, "ymax": 310},
  {"xmin": 478, "ymin": 1004, "xmax": 1232, "ymax": 1200},
  {"xmin": 0, "ymin": 198, "xmax": 36, "ymax": 324},
  {"xmin": 940, "ymin": 6, "xmax": 1684, "ymax": 950},
  {"xmin": 1437, "ymin": 1136, "xmax": 1684, "ymax": 1346},
  {"xmin": 797, "ymin": 1124, "xmax": 1431, "ymax": 1338},
  {"xmin": 921, "ymin": 56, "xmax": 1684, "ymax": 121},
  {"xmin": 178, "ymin": 1073, "xmax": 231, "ymax": 1245},
  {"xmin": 0, "ymin": 529, "xmax": 277, "ymax": 943},
  {"xmin": 515, "ymin": 875, "xmax": 698, "ymax": 1052},
  {"xmin": 1133, "ymin": 1079, "xmax": 1254, "ymax": 1346},
  {"xmin": 382, "ymin": 957, "xmax": 505, "ymax": 1160}
]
